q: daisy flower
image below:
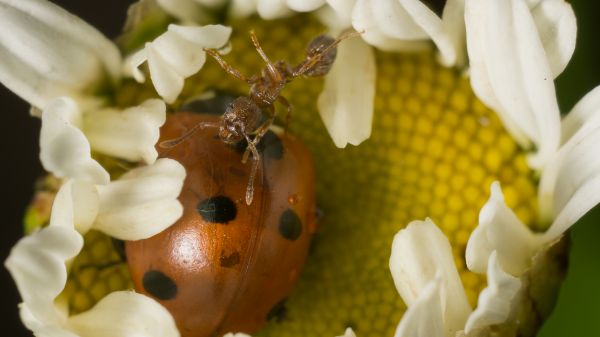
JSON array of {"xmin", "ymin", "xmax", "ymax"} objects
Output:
[{"xmin": 2, "ymin": 0, "xmax": 599, "ymax": 337}]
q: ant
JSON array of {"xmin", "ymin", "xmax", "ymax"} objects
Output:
[{"xmin": 161, "ymin": 29, "xmax": 360, "ymax": 205}]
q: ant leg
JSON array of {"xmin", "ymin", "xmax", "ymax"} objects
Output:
[
  {"xmin": 277, "ymin": 95, "xmax": 293, "ymax": 134},
  {"xmin": 243, "ymin": 133, "xmax": 261, "ymax": 205},
  {"xmin": 249, "ymin": 30, "xmax": 280, "ymax": 80},
  {"xmin": 159, "ymin": 121, "xmax": 220, "ymax": 148},
  {"xmin": 242, "ymin": 106, "xmax": 275, "ymax": 164},
  {"xmin": 204, "ymin": 48, "xmax": 254, "ymax": 84}
]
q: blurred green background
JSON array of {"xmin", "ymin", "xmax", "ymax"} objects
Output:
[{"xmin": 538, "ymin": 0, "xmax": 600, "ymax": 336}]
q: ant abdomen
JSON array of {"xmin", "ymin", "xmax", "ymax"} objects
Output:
[{"xmin": 302, "ymin": 35, "xmax": 338, "ymax": 77}]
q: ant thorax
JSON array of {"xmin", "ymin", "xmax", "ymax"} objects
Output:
[{"xmin": 249, "ymin": 66, "xmax": 288, "ymax": 107}]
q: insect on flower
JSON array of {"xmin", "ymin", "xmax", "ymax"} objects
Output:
[{"xmin": 160, "ymin": 29, "xmax": 361, "ymax": 205}]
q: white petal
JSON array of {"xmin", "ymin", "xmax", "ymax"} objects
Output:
[
  {"xmin": 5, "ymin": 223, "xmax": 83, "ymax": 330},
  {"xmin": 351, "ymin": 0, "xmax": 432, "ymax": 52},
  {"xmin": 466, "ymin": 182, "xmax": 543, "ymax": 276},
  {"xmin": 257, "ymin": 0, "xmax": 293, "ymax": 19},
  {"xmin": 440, "ymin": 0, "xmax": 467, "ymax": 67},
  {"xmin": 370, "ymin": 0, "xmax": 429, "ymax": 40},
  {"xmin": 390, "ymin": 220, "xmax": 471, "ymax": 335},
  {"xmin": 286, "ymin": 0, "xmax": 325, "ymax": 12},
  {"xmin": 93, "ymin": 158, "xmax": 186, "ymax": 240},
  {"xmin": 325, "ymin": 0, "xmax": 357, "ymax": 27},
  {"xmin": 229, "ymin": 0, "xmax": 259, "ymax": 18},
  {"xmin": 40, "ymin": 97, "xmax": 110, "ymax": 185},
  {"xmin": 317, "ymin": 36, "xmax": 375, "ymax": 148},
  {"xmin": 67, "ymin": 291, "xmax": 180, "ymax": 337},
  {"xmin": 84, "ymin": 99, "xmax": 166, "ymax": 164},
  {"xmin": 337, "ymin": 328, "xmax": 357, "ymax": 337},
  {"xmin": 50, "ymin": 180, "xmax": 99, "ymax": 234},
  {"xmin": 156, "ymin": 0, "xmax": 211, "ymax": 23},
  {"xmin": 464, "ymin": 251, "xmax": 522, "ymax": 333},
  {"xmin": 146, "ymin": 43, "xmax": 184, "ymax": 104},
  {"xmin": 530, "ymin": 0, "xmax": 576, "ymax": 77},
  {"xmin": 393, "ymin": 275, "xmax": 445, "ymax": 337},
  {"xmin": 560, "ymin": 85, "xmax": 600, "ymax": 142},
  {"xmin": 125, "ymin": 25, "xmax": 232, "ymax": 103},
  {"xmin": 539, "ymin": 87, "xmax": 600, "ymax": 240},
  {"xmin": 0, "ymin": 0, "xmax": 120, "ymax": 108},
  {"xmin": 397, "ymin": 0, "xmax": 459, "ymax": 66},
  {"xmin": 465, "ymin": 0, "xmax": 560, "ymax": 169},
  {"xmin": 19, "ymin": 304, "xmax": 79, "ymax": 337}
]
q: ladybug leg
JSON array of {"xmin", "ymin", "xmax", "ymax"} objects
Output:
[{"xmin": 243, "ymin": 133, "xmax": 261, "ymax": 205}]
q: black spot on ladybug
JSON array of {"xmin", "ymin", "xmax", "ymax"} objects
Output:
[
  {"xmin": 143, "ymin": 270, "xmax": 178, "ymax": 300},
  {"xmin": 219, "ymin": 250, "xmax": 241, "ymax": 268},
  {"xmin": 111, "ymin": 238, "xmax": 126, "ymax": 261},
  {"xmin": 197, "ymin": 196, "xmax": 237, "ymax": 224},
  {"xmin": 279, "ymin": 209, "xmax": 303, "ymax": 241},
  {"xmin": 267, "ymin": 298, "xmax": 288, "ymax": 322},
  {"xmin": 180, "ymin": 90, "xmax": 238, "ymax": 115},
  {"xmin": 235, "ymin": 130, "xmax": 283, "ymax": 160}
]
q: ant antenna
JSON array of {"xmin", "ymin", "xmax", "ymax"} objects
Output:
[
  {"xmin": 159, "ymin": 121, "xmax": 220, "ymax": 148},
  {"xmin": 243, "ymin": 133, "xmax": 261, "ymax": 205},
  {"xmin": 249, "ymin": 30, "xmax": 280, "ymax": 80}
]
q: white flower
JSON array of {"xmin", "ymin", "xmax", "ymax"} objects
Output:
[
  {"xmin": 463, "ymin": 0, "xmax": 599, "ymax": 280},
  {"xmin": 125, "ymin": 24, "xmax": 232, "ymax": 103},
  {"xmin": 4, "ymin": 165, "xmax": 185, "ymax": 337},
  {"xmin": 0, "ymin": 0, "xmax": 121, "ymax": 109},
  {"xmin": 390, "ymin": 220, "xmax": 522, "ymax": 337}
]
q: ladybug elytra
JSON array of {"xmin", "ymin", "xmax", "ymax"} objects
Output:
[{"xmin": 126, "ymin": 111, "xmax": 317, "ymax": 337}]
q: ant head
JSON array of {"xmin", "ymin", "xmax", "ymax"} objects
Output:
[{"xmin": 219, "ymin": 124, "xmax": 244, "ymax": 144}]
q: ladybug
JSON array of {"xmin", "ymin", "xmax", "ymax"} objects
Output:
[{"xmin": 125, "ymin": 110, "xmax": 317, "ymax": 337}]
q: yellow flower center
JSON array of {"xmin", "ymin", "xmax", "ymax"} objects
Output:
[{"xmin": 61, "ymin": 14, "xmax": 543, "ymax": 337}]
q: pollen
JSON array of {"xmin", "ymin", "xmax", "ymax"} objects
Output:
[{"xmin": 59, "ymin": 230, "xmax": 132, "ymax": 314}]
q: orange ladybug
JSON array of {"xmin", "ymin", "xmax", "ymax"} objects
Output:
[{"xmin": 125, "ymin": 109, "xmax": 317, "ymax": 337}]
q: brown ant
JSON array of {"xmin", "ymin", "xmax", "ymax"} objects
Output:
[{"xmin": 161, "ymin": 29, "xmax": 360, "ymax": 205}]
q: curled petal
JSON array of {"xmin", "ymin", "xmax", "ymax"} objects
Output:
[
  {"xmin": 66, "ymin": 291, "xmax": 180, "ymax": 337},
  {"xmin": 50, "ymin": 180, "xmax": 99, "ymax": 235},
  {"xmin": 560, "ymin": 85, "xmax": 600, "ymax": 142},
  {"xmin": 126, "ymin": 24, "xmax": 231, "ymax": 103},
  {"xmin": 317, "ymin": 36, "xmax": 375, "ymax": 148},
  {"xmin": 93, "ymin": 158, "xmax": 186, "ymax": 240},
  {"xmin": 337, "ymin": 328, "xmax": 357, "ymax": 337},
  {"xmin": 466, "ymin": 182, "xmax": 543, "ymax": 276},
  {"xmin": 325, "ymin": 0, "xmax": 357, "ymax": 27},
  {"xmin": 351, "ymin": 0, "xmax": 431, "ymax": 52},
  {"xmin": 84, "ymin": 99, "xmax": 166, "ymax": 164},
  {"xmin": 539, "ymin": 86, "xmax": 600, "ymax": 241},
  {"xmin": 286, "ymin": 0, "xmax": 325, "ymax": 12},
  {"xmin": 465, "ymin": 0, "xmax": 560, "ymax": 169},
  {"xmin": 257, "ymin": 0, "xmax": 293, "ymax": 19},
  {"xmin": 0, "ymin": 0, "xmax": 121, "ymax": 108},
  {"xmin": 5, "ymin": 220, "xmax": 83, "ymax": 331},
  {"xmin": 40, "ymin": 97, "xmax": 109, "ymax": 185},
  {"xmin": 390, "ymin": 219, "xmax": 471, "ymax": 335},
  {"xmin": 464, "ymin": 251, "xmax": 522, "ymax": 333},
  {"xmin": 397, "ymin": 0, "xmax": 462, "ymax": 66},
  {"xmin": 393, "ymin": 275, "xmax": 445, "ymax": 337},
  {"xmin": 530, "ymin": 0, "xmax": 576, "ymax": 77}
]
